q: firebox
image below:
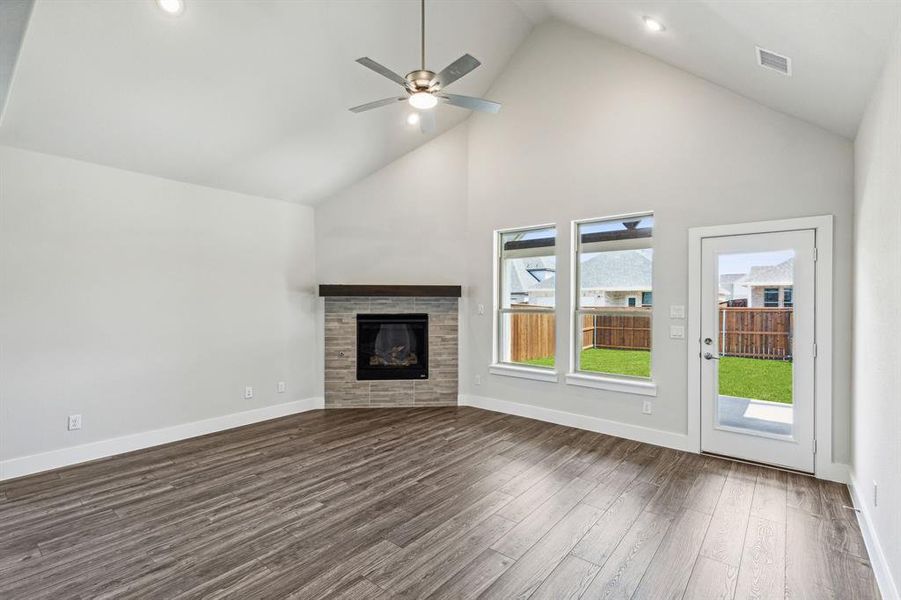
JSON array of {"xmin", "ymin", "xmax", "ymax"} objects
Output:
[{"xmin": 356, "ymin": 314, "xmax": 428, "ymax": 380}]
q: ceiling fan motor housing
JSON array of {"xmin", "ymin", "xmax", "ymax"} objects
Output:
[{"xmin": 406, "ymin": 70, "xmax": 437, "ymax": 92}]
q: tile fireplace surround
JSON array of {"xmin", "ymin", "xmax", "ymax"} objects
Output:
[{"xmin": 323, "ymin": 294, "xmax": 459, "ymax": 408}]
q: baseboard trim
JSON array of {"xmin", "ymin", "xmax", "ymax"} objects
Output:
[
  {"xmin": 0, "ymin": 397, "xmax": 324, "ymax": 481},
  {"xmin": 849, "ymin": 471, "xmax": 899, "ymax": 600},
  {"xmin": 460, "ymin": 394, "xmax": 693, "ymax": 452}
]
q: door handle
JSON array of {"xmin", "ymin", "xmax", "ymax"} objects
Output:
[{"xmin": 703, "ymin": 352, "xmax": 720, "ymax": 360}]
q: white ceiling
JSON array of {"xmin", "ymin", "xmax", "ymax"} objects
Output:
[
  {"xmin": 2, "ymin": 2, "xmax": 898, "ymax": 205},
  {"xmin": 515, "ymin": 0, "xmax": 901, "ymax": 139},
  {"xmin": 0, "ymin": 0, "xmax": 531, "ymax": 204}
]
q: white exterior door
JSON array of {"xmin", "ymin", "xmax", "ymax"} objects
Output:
[{"xmin": 700, "ymin": 230, "xmax": 816, "ymax": 472}]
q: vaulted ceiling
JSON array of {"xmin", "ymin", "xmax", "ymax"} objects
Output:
[
  {"xmin": 0, "ymin": 0, "xmax": 531, "ymax": 204},
  {"xmin": 516, "ymin": 0, "xmax": 901, "ymax": 139},
  {"xmin": 2, "ymin": 1, "xmax": 898, "ymax": 205}
]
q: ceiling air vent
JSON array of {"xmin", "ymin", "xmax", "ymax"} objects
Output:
[{"xmin": 756, "ymin": 46, "xmax": 792, "ymax": 76}]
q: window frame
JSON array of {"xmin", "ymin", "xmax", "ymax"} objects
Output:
[
  {"xmin": 782, "ymin": 287, "xmax": 793, "ymax": 308},
  {"xmin": 492, "ymin": 223, "xmax": 558, "ymax": 378},
  {"xmin": 568, "ymin": 212, "xmax": 657, "ymax": 394},
  {"xmin": 763, "ymin": 287, "xmax": 780, "ymax": 308}
]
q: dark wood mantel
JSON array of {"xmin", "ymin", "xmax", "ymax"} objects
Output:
[{"xmin": 318, "ymin": 284, "xmax": 462, "ymax": 298}]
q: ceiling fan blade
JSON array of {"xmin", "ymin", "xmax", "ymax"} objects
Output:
[
  {"xmin": 419, "ymin": 109, "xmax": 436, "ymax": 134},
  {"xmin": 355, "ymin": 57, "xmax": 409, "ymax": 87},
  {"xmin": 349, "ymin": 96, "xmax": 406, "ymax": 113},
  {"xmin": 429, "ymin": 54, "xmax": 480, "ymax": 89},
  {"xmin": 440, "ymin": 93, "xmax": 501, "ymax": 114}
]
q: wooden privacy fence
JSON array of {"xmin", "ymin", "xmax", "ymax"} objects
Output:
[
  {"xmin": 718, "ymin": 307, "xmax": 793, "ymax": 360},
  {"xmin": 510, "ymin": 306, "xmax": 793, "ymax": 362},
  {"xmin": 509, "ymin": 311, "xmax": 556, "ymax": 363},
  {"xmin": 581, "ymin": 311, "xmax": 651, "ymax": 351}
]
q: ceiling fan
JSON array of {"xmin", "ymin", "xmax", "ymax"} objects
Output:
[{"xmin": 349, "ymin": 0, "xmax": 501, "ymax": 132}]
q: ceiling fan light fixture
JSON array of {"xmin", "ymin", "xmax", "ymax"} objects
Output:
[{"xmin": 409, "ymin": 92, "xmax": 438, "ymax": 110}]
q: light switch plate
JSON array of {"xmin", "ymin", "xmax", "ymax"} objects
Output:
[
  {"xmin": 670, "ymin": 305, "xmax": 685, "ymax": 319},
  {"xmin": 670, "ymin": 325, "xmax": 685, "ymax": 339}
]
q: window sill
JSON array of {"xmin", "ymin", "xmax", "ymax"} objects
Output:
[
  {"xmin": 489, "ymin": 363, "xmax": 559, "ymax": 383},
  {"xmin": 565, "ymin": 372, "xmax": 657, "ymax": 396}
]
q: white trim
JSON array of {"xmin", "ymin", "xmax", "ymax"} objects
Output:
[
  {"xmin": 460, "ymin": 394, "xmax": 691, "ymax": 451},
  {"xmin": 489, "ymin": 363, "xmax": 559, "ymax": 383},
  {"xmin": 849, "ymin": 472, "xmax": 899, "ymax": 600},
  {"xmin": 565, "ymin": 372, "xmax": 657, "ymax": 396},
  {"xmin": 815, "ymin": 461, "xmax": 849, "ymax": 484},
  {"xmin": 687, "ymin": 215, "xmax": 835, "ymax": 480},
  {"xmin": 0, "ymin": 397, "xmax": 324, "ymax": 481}
]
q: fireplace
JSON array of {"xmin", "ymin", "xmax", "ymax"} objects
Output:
[{"xmin": 356, "ymin": 314, "xmax": 428, "ymax": 380}]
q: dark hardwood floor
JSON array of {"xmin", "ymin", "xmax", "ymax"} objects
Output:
[{"xmin": 0, "ymin": 407, "xmax": 879, "ymax": 599}]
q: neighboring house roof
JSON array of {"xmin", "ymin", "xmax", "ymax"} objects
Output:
[
  {"xmin": 507, "ymin": 257, "xmax": 555, "ymax": 295},
  {"xmin": 737, "ymin": 258, "xmax": 794, "ymax": 287},
  {"xmin": 719, "ymin": 273, "xmax": 746, "ymax": 290},
  {"xmin": 536, "ymin": 251, "xmax": 652, "ymax": 291}
]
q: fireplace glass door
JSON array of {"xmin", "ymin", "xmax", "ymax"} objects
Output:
[{"xmin": 357, "ymin": 314, "xmax": 428, "ymax": 380}]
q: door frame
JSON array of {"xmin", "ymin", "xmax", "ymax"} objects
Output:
[{"xmin": 687, "ymin": 215, "xmax": 838, "ymax": 481}]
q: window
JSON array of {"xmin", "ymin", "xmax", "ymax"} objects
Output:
[
  {"xmin": 497, "ymin": 225, "xmax": 556, "ymax": 368},
  {"xmin": 782, "ymin": 287, "xmax": 793, "ymax": 307},
  {"xmin": 573, "ymin": 214, "xmax": 653, "ymax": 379},
  {"xmin": 764, "ymin": 287, "xmax": 779, "ymax": 307}
]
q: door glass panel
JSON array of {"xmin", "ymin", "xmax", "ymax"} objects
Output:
[{"xmin": 715, "ymin": 250, "xmax": 794, "ymax": 437}]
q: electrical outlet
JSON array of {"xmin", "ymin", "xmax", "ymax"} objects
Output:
[
  {"xmin": 477, "ymin": 303, "xmax": 485, "ymax": 315},
  {"xmin": 475, "ymin": 374, "xmax": 481, "ymax": 386},
  {"xmin": 642, "ymin": 401, "xmax": 652, "ymax": 415},
  {"xmin": 67, "ymin": 414, "xmax": 82, "ymax": 431},
  {"xmin": 670, "ymin": 325, "xmax": 685, "ymax": 339},
  {"xmin": 244, "ymin": 386, "xmax": 254, "ymax": 400},
  {"xmin": 277, "ymin": 381, "xmax": 286, "ymax": 393},
  {"xmin": 873, "ymin": 481, "xmax": 878, "ymax": 507}
]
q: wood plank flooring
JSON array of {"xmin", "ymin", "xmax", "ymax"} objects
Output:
[{"xmin": 0, "ymin": 407, "xmax": 880, "ymax": 599}]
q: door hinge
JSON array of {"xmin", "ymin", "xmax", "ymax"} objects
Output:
[
  {"xmin": 813, "ymin": 343, "xmax": 817, "ymax": 357},
  {"xmin": 813, "ymin": 439, "xmax": 817, "ymax": 454},
  {"xmin": 813, "ymin": 247, "xmax": 818, "ymax": 262}
]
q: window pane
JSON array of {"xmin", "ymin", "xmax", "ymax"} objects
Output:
[
  {"xmin": 500, "ymin": 227, "xmax": 556, "ymax": 309},
  {"xmin": 575, "ymin": 215, "xmax": 653, "ymax": 378},
  {"xmin": 500, "ymin": 311, "xmax": 555, "ymax": 367},
  {"xmin": 716, "ymin": 250, "xmax": 795, "ymax": 437},
  {"xmin": 498, "ymin": 226, "xmax": 556, "ymax": 368}
]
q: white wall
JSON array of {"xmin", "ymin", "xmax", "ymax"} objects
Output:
[
  {"xmin": 317, "ymin": 20, "xmax": 854, "ymax": 463},
  {"xmin": 0, "ymin": 146, "xmax": 319, "ymax": 467},
  {"xmin": 315, "ymin": 124, "xmax": 469, "ymax": 286},
  {"xmin": 852, "ymin": 27, "xmax": 901, "ymax": 597}
]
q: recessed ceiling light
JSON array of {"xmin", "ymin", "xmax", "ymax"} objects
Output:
[
  {"xmin": 643, "ymin": 16, "xmax": 665, "ymax": 32},
  {"xmin": 156, "ymin": 0, "xmax": 185, "ymax": 16},
  {"xmin": 406, "ymin": 113, "xmax": 420, "ymax": 126}
]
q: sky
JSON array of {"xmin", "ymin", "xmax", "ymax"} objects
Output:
[{"xmin": 718, "ymin": 250, "xmax": 794, "ymax": 276}]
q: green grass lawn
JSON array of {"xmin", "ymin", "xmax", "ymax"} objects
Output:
[
  {"xmin": 526, "ymin": 348, "xmax": 651, "ymax": 378},
  {"xmin": 719, "ymin": 356, "xmax": 792, "ymax": 404},
  {"xmin": 526, "ymin": 349, "xmax": 793, "ymax": 404}
]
